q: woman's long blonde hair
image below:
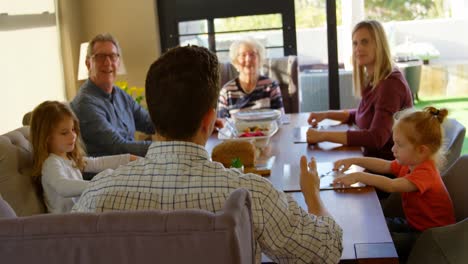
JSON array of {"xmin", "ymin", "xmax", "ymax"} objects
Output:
[
  {"xmin": 352, "ymin": 20, "xmax": 393, "ymax": 98},
  {"xmin": 30, "ymin": 101, "xmax": 86, "ymax": 182},
  {"xmin": 393, "ymin": 106, "xmax": 448, "ymax": 169}
]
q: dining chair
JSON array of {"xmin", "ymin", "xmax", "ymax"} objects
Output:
[{"xmin": 441, "ymin": 117, "xmax": 466, "ymax": 175}]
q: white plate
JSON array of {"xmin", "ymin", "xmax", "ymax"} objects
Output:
[
  {"xmin": 218, "ymin": 120, "xmax": 279, "ymax": 148},
  {"xmin": 232, "ymin": 109, "xmax": 282, "ymax": 122}
]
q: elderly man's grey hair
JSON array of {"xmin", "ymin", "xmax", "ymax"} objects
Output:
[
  {"xmin": 229, "ymin": 37, "xmax": 266, "ymax": 68},
  {"xmin": 86, "ymin": 33, "xmax": 122, "ymax": 58}
]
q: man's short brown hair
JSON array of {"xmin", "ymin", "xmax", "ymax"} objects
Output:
[{"xmin": 145, "ymin": 45, "xmax": 219, "ymax": 140}]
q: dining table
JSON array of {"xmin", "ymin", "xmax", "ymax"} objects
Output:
[{"xmin": 206, "ymin": 113, "xmax": 399, "ymax": 263}]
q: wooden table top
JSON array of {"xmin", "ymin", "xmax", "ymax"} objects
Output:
[{"xmin": 206, "ymin": 113, "xmax": 398, "ymax": 263}]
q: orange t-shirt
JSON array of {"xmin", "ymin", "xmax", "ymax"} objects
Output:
[{"xmin": 391, "ymin": 160, "xmax": 455, "ymax": 231}]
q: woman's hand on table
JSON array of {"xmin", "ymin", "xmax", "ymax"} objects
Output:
[
  {"xmin": 307, "ymin": 112, "xmax": 327, "ymax": 127},
  {"xmin": 306, "ymin": 128, "xmax": 324, "ymax": 144}
]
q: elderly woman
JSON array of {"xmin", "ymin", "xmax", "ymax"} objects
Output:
[
  {"xmin": 306, "ymin": 20, "xmax": 413, "ymax": 160},
  {"xmin": 217, "ymin": 37, "xmax": 285, "ymax": 118}
]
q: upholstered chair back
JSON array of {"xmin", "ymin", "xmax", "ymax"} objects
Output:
[
  {"xmin": 0, "ymin": 188, "xmax": 254, "ymax": 264},
  {"xmin": 441, "ymin": 118, "xmax": 466, "ymax": 175},
  {"xmin": 0, "ymin": 127, "xmax": 45, "ymax": 216}
]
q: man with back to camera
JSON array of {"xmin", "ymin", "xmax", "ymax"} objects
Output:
[
  {"xmin": 71, "ymin": 33, "xmax": 155, "ymax": 158},
  {"xmin": 73, "ymin": 45, "xmax": 343, "ymax": 263}
]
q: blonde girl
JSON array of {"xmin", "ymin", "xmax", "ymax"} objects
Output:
[
  {"xmin": 30, "ymin": 101, "xmax": 137, "ymax": 213},
  {"xmin": 332, "ymin": 106, "xmax": 455, "ymax": 260}
]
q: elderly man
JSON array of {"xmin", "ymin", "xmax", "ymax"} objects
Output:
[
  {"xmin": 73, "ymin": 46, "xmax": 343, "ymax": 263},
  {"xmin": 71, "ymin": 33, "xmax": 155, "ymax": 157}
]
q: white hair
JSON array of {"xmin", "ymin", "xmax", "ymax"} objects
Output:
[{"xmin": 228, "ymin": 37, "xmax": 266, "ymax": 67}]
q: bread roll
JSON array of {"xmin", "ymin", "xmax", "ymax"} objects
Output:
[{"xmin": 211, "ymin": 141, "xmax": 256, "ymax": 167}]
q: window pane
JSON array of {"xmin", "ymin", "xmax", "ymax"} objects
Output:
[
  {"xmin": 215, "ymin": 29, "xmax": 284, "ymax": 51},
  {"xmin": 265, "ymin": 47, "xmax": 284, "ymax": 58},
  {"xmin": 0, "ymin": 26, "xmax": 65, "ymax": 134},
  {"xmin": 216, "ymin": 51, "xmax": 230, "ymax": 63},
  {"xmin": 0, "ymin": 0, "xmax": 55, "ymax": 14},
  {"xmin": 295, "ymin": 0, "xmax": 342, "ymax": 29},
  {"xmin": 179, "ymin": 34, "xmax": 209, "ymax": 48},
  {"xmin": 214, "ymin": 14, "xmax": 282, "ymax": 32},
  {"xmin": 214, "ymin": 14, "xmax": 284, "ymax": 61},
  {"xmin": 178, "ymin": 19, "xmax": 208, "ymax": 35}
]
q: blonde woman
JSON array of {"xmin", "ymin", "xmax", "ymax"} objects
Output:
[
  {"xmin": 217, "ymin": 37, "xmax": 285, "ymax": 118},
  {"xmin": 307, "ymin": 20, "xmax": 413, "ymax": 160}
]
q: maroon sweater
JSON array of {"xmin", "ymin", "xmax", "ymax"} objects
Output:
[{"xmin": 347, "ymin": 69, "xmax": 413, "ymax": 160}]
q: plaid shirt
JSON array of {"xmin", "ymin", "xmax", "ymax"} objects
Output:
[{"xmin": 73, "ymin": 141, "xmax": 343, "ymax": 263}]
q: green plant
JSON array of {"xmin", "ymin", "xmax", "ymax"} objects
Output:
[
  {"xmin": 231, "ymin": 157, "xmax": 243, "ymax": 168},
  {"xmin": 115, "ymin": 80, "xmax": 146, "ymax": 108}
]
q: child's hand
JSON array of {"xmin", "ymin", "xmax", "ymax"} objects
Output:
[
  {"xmin": 333, "ymin": 158, "xmax": 354, "ymax": 172},
  {"xmin": 332, "ymin": 172, "xmax": 361, "ymax": 187}
]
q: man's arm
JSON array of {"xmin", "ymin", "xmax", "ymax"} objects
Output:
[
  {"xmin": 73, "ymin": 99, "xmax": 151, "ymax": 156},
  {"xmin": 252, "ymin": 156, "xmax": 342, "ymax": 263},
  {"xmin": 256, "ymin": 181, "xmax": 343, "ymax": 264},
  {"xmin": 300, "ymin": 156, "xmax": 329, "ymax": 216}
]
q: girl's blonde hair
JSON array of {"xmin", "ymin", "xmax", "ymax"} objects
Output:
[
  {"xmin": 352, "ymin": 20, "xmax": 393, "ymax": 98},
  {"xmin": 393, "ymin": 106, "xmax": 449, "ymax": 168},
  {"xmin": 30, "ymin": 101, "xmax": 86, "ymax": 183}
]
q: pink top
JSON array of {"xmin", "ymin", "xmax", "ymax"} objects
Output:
[
  {"xmin": 347, "ymin": 69, "xmax": 413, "ymax": 160},
  {"xmin": 391, "ymin": 160, "xmax": 455, "ymax": 231}
]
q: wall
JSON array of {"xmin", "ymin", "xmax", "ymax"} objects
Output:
[
  {"xmin": 58, "ymin": 0, "xmax": 83, "ymax": 99},
  {"xmin": 80, "ymin": 0, "xmax": 161, "ymax": 88},
  {"xmin": 0, "ymin": 2, "xmax": 66, "ymax": 134}
]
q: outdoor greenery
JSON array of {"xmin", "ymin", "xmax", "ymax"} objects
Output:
[
  {"xmin": 415, "ymin": 97, "xmax": 468, "ymax": 155},
  {"xmin": 213, "ymin": 0, "xmax": 449, "ymax": 32},
  {"xmin": 295, "ymin": 0, "xmax": 342, "ymax": 29},
  {"xmin": 365, "ymin": 0, "xmax": 449, "ymax": 22},
  {"xmin": 215, "ymin": 14, "xmax": 282, "ymax": 32}
]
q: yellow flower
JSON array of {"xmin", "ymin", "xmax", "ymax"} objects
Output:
[
  {"xmin": 116, "ymin": 80, "xmax": 146, "ymax": 109},
  {"xmin": 115, "ymin": 81, "xmax": 128, "ymax": 90},
  {"xmin": 135, "ymin": 87, "xmax": 145, "ymax": 97}
]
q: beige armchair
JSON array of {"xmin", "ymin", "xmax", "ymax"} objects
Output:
[{"xmin": 0, "ymin": 126, "xmax": 45, "ymax": 216}]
